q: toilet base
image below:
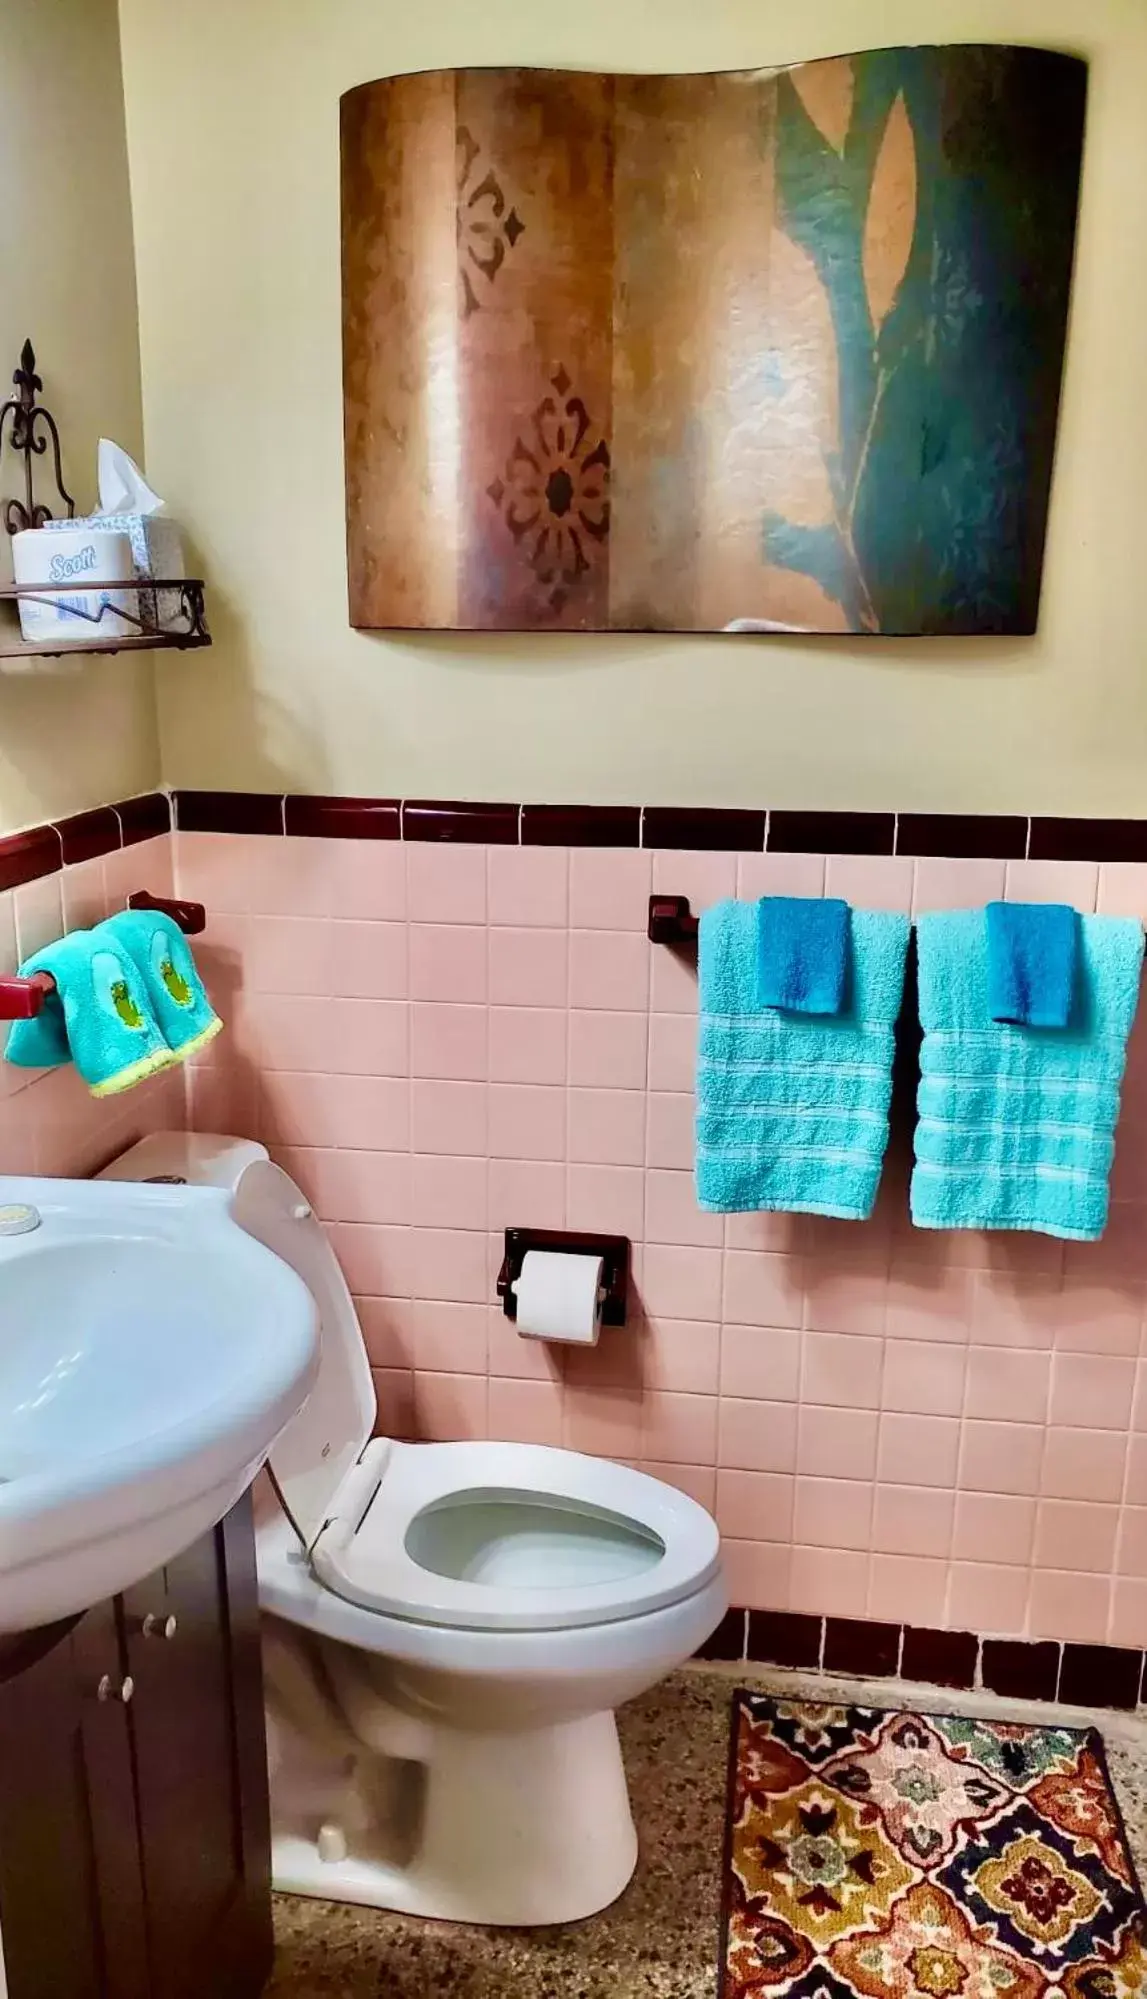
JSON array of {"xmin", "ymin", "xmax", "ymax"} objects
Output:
[{"xmin": 270, "ymin": 1706, "xmax": 638, "ymax": 1927}]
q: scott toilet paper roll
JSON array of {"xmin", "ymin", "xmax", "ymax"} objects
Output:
[{"xmin": 512, "ymin": 1250, "xmax": 604, "ymax": 1345}]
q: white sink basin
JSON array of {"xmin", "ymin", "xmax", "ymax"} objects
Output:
[{"xmin": 0, "ymin": 1174, "xmax": 318, "ymax": 1633}]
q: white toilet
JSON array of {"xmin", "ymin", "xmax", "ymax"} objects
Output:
[{"xmin": 103, "ymin": 1132, "xmax": 726, "ymax": 1927}]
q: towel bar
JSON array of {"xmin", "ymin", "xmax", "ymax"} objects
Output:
[
  {"xmin": 0, "ymin": 893, "xmax": 206, "ymax": 1018},
  {"xmin": 648, "ymin": 894, "xmax": 699, "ymax": 945}
]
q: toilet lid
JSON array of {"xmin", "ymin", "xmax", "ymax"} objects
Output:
[{"xmin": 310, "ymin": 1440, "xmax": 721, "ymax": 1631}]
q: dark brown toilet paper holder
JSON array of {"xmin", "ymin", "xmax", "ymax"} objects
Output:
[{"xmin": 496, "ymin": 1228, "xmax": 631, "ymax": 1326}]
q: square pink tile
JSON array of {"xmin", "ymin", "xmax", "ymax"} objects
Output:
[
  {"xmin": 566, "ymin": 1163, "xmax": 645, "ymax": 1241},
  {"xmin": 824, "ymin": 855, "xmax": 914, "ymax": 912},
  {"xmin": 877, "ymin": 1413, "xmax": 960, "ymax": 1488},
  {"xmin": 489, "ymin": 928, "xmax": 568, "ymax": 1008},
  {"xmin": 320, "ymin": 839, "xmax": 407, "ymax": 921},
  {"xmin": 1034, "ymin": 1500, "xmax": 1118, "ymax": 1573},
  {"xmin": 868, "ymin": 1555, "xmax": 947, "ymax": 1627},
  {"xmin": 563, "ymin": 1385, "xmax": 644, "ymax": 1459},
  {"xmin": 946, "ymin": 1563, "xmax": 1030, "ymax": 1637},
  {"xmin": 964, "ymin": 1346, "xmax": 1050, "ymax": 1422},
  {"xmin": 61, "ymin": 856, "xmax": 110, "ymax": 930},
  {"xmin": 1109, "ymin": 1577, "xmax": 1147, "ymax": 1649},
  {"xmin": 720, "ymin": 1323, "xmax": 801, "ymax": 1403},
  {"xmin": 261, "ymin": 1070, "xmax": 410, "ymax": 1152},
  {"xmin": 1127, "ymin": 1434, "xmax": 1147, "ymax": 1505},
  {"xmin": 802, "ymin": 1331, "xmax": 884, "ymax": 1410},
  {"xmin": 644, "ymin": 1169, "xmax": 722, "ymax": 1249},
  {"xmin": 642, "ymin": 1318, "xmax": 721, "ymax": 1396},
  {"xmin": 1028, "ymin": 1569, "xmax": 1111, "ymax": 1645},
  {"xmin": 646, "ymin": 1092, "xmax": 694, "ymax": 1170},
  {"xmin": 489, "ymin": 1007, "xmax": 567, "ymax": 1086},
  {"xmin": 642, "ymin": 1390, "xmax": 719, "ymax": 1466},
  {"xmin": 871, "ymin": 1485, "xmax": 954, "ymax": 1559},
  {"xmin": 412, "ymin": 1079, "xmax": 487, "ymax": 1156},
  {"xmin": 276, "ymin": 1145, "xmax": 410, "ymax": 1225},
  {"xmin": 325, "ymin": 920, "xmax": 408, "ymax": 1001},
  {"xmin": 356, "ymin": 1297, "xmax": 412, "ymax": 1369},
  {"xmin": 371, "ymin": 1367, "xmax": 416, "ymax": 1441},
  {"xmin": 640, "ymin": 1243, "xmax": 722, "ymax": 1322},
  {"xmin": 1041, "ymin": 1427, "xmax": 1127, "ymax": 1503},
  {"xmin": 411, "ymin": 1370, "xmax": 489, "ymax": 1442},
  {"xmin": 651, "ymin": 849, "xmax": 737, "ymax": 908},
  {"xmin": 411, "ymin": 1154, "xmax": 487, "ymax": 1231},
  {"xmin": 649, "ymin": 935, "xmax": 703, "ymax": 1021},
  {"xmin": 487, "ymin": 1306, "xmax": 563, "ymax": 1382},
  {"xmin": 488, "ymin": 1084, "xmax": 565, "ymax": 1160},
  {"xmin": 885, "ymin": 1265, "xmax": 975, "ymax": 1343},
  {"xmin": 411, "ymin": 1003, "xmax": 486, "ymax": 1082},
  {"xmin": 648, "ymin": 1012, "xmax": 696, "ymax": 1092},
  {"xmin": 1004, "ymin": 859, "xmax": 1099, "ymax": 911},
  {"xmin": 726, "ymin": 1213, "xmax": 807, "ymax": 1255},
  {"xmin": 971, "ymin": 1273, "xmax": 1059, "ymax": 1349},
  {"xmin": 794, "ymin": 1478, "xmax": 873, "ymax": 1552},
  {"xmin": 804, "ymin": 1260, "xmax": 888, "ymax": 1337},
  {"xmin": 407, "ymin": 1227, "xmax": 488, "ymax": 1304},
  {"xmin": 718, "ymin": 1398, "xmax": 799, "ymax": 1473},
  {"xmin": 644, "ymin": 1462, "xmax": 717, "ymax": 1510},
  {"xmin": 737, "ymin": 852, "xmax": 824, "ymax": 900},
  {"xmin": 723, "ymin": 1251, "xmax": 805, "ymax": 1330},
  {"xmin": 488, "ymin": 1375, "xmax": 565, "ymax": 1447},
  {"xmin": 568, "ymin": 848, "xmax": 652, "ymax": 930},
  {"xmin": 487, "ymin": 1156, "xmax": 565, "ymax": 1231},
  {"xmin": 1098, "ymin": 864, "xmax": 1147, "ymax": 920},
  {"xmin": 14, "ymin": 873, "xmax": 63, "ymax": 958},
  {"xmin": 788, "ymin": 1546, "xmax": 869, "ymax": 1620},
  {"xmin": 798, "ymin": 1406, "xmax": 878, "ymax": 1481},
  {"xmin": 1116, "ymin": 1508, "xmax": 1147, "ymax": 1580},
  {"xmin": 716, "ymin": 1469, "xmax": 795, "ymax": 1542},
  {"xmin": 404, "ymin": 1300, "xmax": 489, "ymax": 1374},
  {"xmin": 1049, "ymin": 1351, "xmax": 1135, "ymax": 1430},
  {"xmin": 568, "ymin": 1010, "xmax": 648, "ymax": 1090},
  {"xmin": 257, "ymin": 996, "xmax": 408, "ymax": 1077},
  {"xmin": 912, "ymin": 857, "xmax": 1007, "ymax": 914},
  {"xmin": 883, "ymin": 1340, "xmax": 968, "ymax": 1416},
  {"xmin": 720, "ymin": 1540, "xmax": 792, "ymax": 1612},
  {"xmin": 953, "ymin": 1492, "xmax": 1035, "ymax": 1565},
  {"xmin": 959, "ymin": 1420, "xmax": 1046, "ymax": 1497},
  {"xmin": 567, "ymin": 1087, "xmax": 646, "ymax": 1167},
  {"xmin": 409, "ymin": 924, "xmax": 485, "ymax": 1003},
  {"xmin": 406, "ymin": 842, "xmax": 486, "ymax": 924},
  {"xmin": 487, "ymin": 845, "xmax": 568, "ymax": 927},
  {"xmin": 328, "ymin": 1222, "xmax": 413, "ymax": 1299},
  {"xmin": 569, "ymin": 929, "xmax": 649, "ymax": 1012}
]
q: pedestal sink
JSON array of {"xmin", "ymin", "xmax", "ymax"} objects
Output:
[{"xmin": 0, "ymin": 1174, "xmax": 318, "ymax": 1633}]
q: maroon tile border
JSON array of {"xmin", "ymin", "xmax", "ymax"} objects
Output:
[
  {"xmin": 699, "ymin": 1611, "xmax": 1147, "ymax": 1712},
  {"xmin": 174, "ymin": 790, "xmax": 281, "ymax": 836},
  {"xmin": 1028, "ymin": 817, "xmax": 1147, "ymax": 864},
  {"xmin": 284, "ymin": 794, "xmax": 400, "ymax": 839},
  {"xmin": 521, "ymin": 804, "xmax": 641, "ymax": 846},
  {"xmin": 642, "ymin": 807, "xmax": 766, "ymax": 852},
  {"xmin": 895, "ymin": 813, "xmax": 1028, "ymax": 860},
  {"xmin": 0, "ymin": 825, "xmax": 63, "ymax": 893},
  {"xmin": 402, "ymin": 799, "xmax": 518, "ymax": 843},
  {"xmin": 769, "ymin": 810, "xmax": 897, "ymax": 856},
  {"xmin": 116, "ymin": 791, "xmax": 171, "ymax": 846},
  {"xmin": 54, "ymin": 805, "xmax": 122, "ymax": 867}
]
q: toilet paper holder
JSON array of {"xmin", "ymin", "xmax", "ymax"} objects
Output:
[{"xmin": 496, "ymin": 1228, "xmax": 630, "ymax": 1326}]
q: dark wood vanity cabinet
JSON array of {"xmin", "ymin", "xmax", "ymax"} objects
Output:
[{"xmin": 0, "ymin": 1497, "xmax": 272, "ymax": 1999}]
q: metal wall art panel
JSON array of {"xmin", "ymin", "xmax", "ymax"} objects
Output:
[{"xmin": 341, "ymin": 51, "xmax": 1087, "ymax": 636}]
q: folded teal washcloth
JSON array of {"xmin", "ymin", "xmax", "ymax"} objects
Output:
[
  {"xmin": 758, "ymin": 896, "xmax": 849, "ymax": 1014},
  {"xmin": 5, "ymin": 929, "xmax": 178, "ymax": 1096},
  {"xmin": 913, "ymin": 908, "xmax": 1144, "ymax": 1240},
  {"xmin": 100, "ymin": 908, "xmax": 222, "ymax": 1059},
  {"xmin": 986, "ymin": 900, "xmax": 1077, "ymax": 1028},
  {"xmin": 696, "ymin": 899, "xmax": 910, "ymax": 1218}
]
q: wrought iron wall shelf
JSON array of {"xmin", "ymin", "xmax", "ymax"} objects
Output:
[{"xmin": 0, "ymin": 339, "xmax": 210, "ymax": 662}]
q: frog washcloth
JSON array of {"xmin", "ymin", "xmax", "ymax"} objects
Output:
[
  {"xmin": 4, "ymin": 928, "xmax": 178, "ymax": 1095},
  {"xmin": 100, "ymin": 909, "xmax": 222, "ymax": 1060}
]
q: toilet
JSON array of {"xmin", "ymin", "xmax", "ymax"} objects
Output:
[{"xmin": 102, "ymin": 1132, "xmax": 726, "ymax": 1927}]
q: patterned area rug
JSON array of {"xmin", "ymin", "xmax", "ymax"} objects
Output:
[{"xmin": 719, "ymin": 1692, "xmax": 1146, "ymax": 1999}]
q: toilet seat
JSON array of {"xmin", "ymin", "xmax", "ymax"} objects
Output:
[{"xmin": 310, "ymin": 1438, "xmax": 721, "ymax": 1633}]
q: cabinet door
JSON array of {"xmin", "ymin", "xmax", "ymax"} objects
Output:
[
  {"xmin": 122, "ymin": 1496, "xmax": 272, "ymax": 1999},
  {"xmin": 0, "ymin": 1603, "xmax": 149, "ymax": 1999}
]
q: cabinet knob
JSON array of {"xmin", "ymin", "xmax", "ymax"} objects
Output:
[
  {"xmin": 142, "ymin": 1613, "xmax": 178, "ymax": 1641},
  {"xmin": 97, "ymin": 1673, "xmax": 134, "ymax": 1704}
]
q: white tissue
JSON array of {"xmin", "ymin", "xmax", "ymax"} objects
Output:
[{"xmin": 97, "ymin": 438, "xmax": 166, "ymax": 519}]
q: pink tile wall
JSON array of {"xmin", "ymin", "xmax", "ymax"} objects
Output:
[
  {"xmin": 0, "ymin": 835, "xmax": 187, "ymax": 1180},
  {"xmin": 175, "ymin": 831, "xmax": 1147, "ymax": 1647}
]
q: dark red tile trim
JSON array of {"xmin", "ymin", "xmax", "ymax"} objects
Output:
[
  {"xmin": 53, "ymin": 805, "xmax": 122, "ymax": 866},
  {"xmin": 769, "ymin": 810, "xmax": 896, "ymax": 856},
  {"xmin": 284, "ymin": 795, "xmax": 400, "ymax": 839},
  {"xmin": 642, "ymin": 807, "xmax": 766, "ymax": 852},
  {"xmin": 900, "ymin": 1626, "xmax": 978, "ymax": 1689},
  {"xmin": 402, "ymin": 800, "xmax": 518, "ymax": 843},
  {"xmin": 0, "ymin": 825, "xmax": 63, "ymax": 893},
  {"xmin": 116, "ymin": 792, "xmax": 171, "ymax": 846},
  {"xmin": 1029, "ymin": 817, "xmax": 1147, "ymax": 863},
  {"xmin": 823, "ymin": 1617, "xmax": 901, "ymax": 1677},
  {"xmin": 521, "ymin": 804, "xmax": 641, "ymax": 847},
  {"xmin": 1058, "ymin": 1642, "xmax": 1143, "ymax": 1711},
  {"xmin": 980, "ymin": 1639, "xmax": 1061, "ymax": 1701},
  {"xmin": 696, "ymin": 1609, "xmax": 748, "ymax": 1661},
  {"xmin": 746, "ymin": 1610, "xmax": 823, "ymax": 1669},
  {"xmin": 896, "ymin": 813, "xmax": 1028, "ymax": 860},
  {"xmin": 174, "ymin": 790, "xmax": 282, "ymax": 836}
]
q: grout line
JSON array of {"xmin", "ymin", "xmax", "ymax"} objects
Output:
[
  {"xmin": 1024, "ymin": 815, "xmax": 1033, "ymax": 861},
  {"xmin": 892, "ymin": 810, "xmax": 900, "ymax": 857}
]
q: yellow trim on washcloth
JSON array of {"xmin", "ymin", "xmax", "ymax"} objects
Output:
[
  {"xmin": 88, "ymin": 1046, "xmax": 183, "ymax": 1098},
  {"xmin": 173, "ymin": 1014, "xmax": 224, "ymax": 1063}
]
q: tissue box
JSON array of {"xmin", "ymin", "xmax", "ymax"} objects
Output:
[{"xmin": 44, "ymin": 512, "xmax": 185, "ymax": 633}]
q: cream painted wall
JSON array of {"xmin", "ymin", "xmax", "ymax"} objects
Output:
[
  {"xmin": 119, "ymin": 0, "xmax": 1147, "ymax": 814},
  {"xmin": 0, "ymin": 0, "xmax": 159, "ymax": 834}
]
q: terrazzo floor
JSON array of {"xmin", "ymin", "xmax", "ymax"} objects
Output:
[{"xmin": 266, "ymin": 1662, "xmax": 1147, "ymax": 1998}]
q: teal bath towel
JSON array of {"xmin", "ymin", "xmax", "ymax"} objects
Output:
[
  {"xmin": 5, "ymin": 929, "xmax": 178, "ymax": 1096},
  {"xmin": 696, "ymin": 900, "xmax": 910, "ymax": 1218},
  {"xmin": 101, "ymin": 908, "xmax": 222, "ymax": 1059},
  {"xmin": 757, "ymin": 896, "xmax": 849, "ymax": 1014},
  {"xmin": 913, "ymin": 908, "xmax": 1144, "ymax": 1240}
]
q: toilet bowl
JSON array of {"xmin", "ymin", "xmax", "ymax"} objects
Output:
[{"xmin": 103, "ymin": 1132, "xmax": 726, "ymax": 1926}]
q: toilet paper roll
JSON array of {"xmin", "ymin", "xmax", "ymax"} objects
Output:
[{"xmin": 512, "ymin": 1250, "xmax": 604, "ymax": 1346}]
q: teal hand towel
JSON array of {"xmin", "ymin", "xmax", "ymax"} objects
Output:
[
  {"xmin": 986, "ymin": 900, "xmax": 1077, "ymax": 1028},
  {"xmin": 758, "ymin": 896, "xmax": 849, "ymax": 1013},
  {"xmin": 5, "ymin": 929, "xmax": 178, "ymax": 1096},
  {"xmin": 912, "ymin": 908, "xmax": 1144, "ymax": 1240},
  {"xmin": 101, "ymin": 909, "xmax": 222, "ymax": 1059},
  {"xmin": 696, "ymin": 900, "xmax": 910, "ymax": 1218}
]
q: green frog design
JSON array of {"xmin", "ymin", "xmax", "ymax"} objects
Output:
[
  {"xmin": 110, "ymin": 979, "xmax": 144, "ymax": 1029},
  {"xmin": 160, "ymin": 957, "xmax": 193, "ymax": 1007}
]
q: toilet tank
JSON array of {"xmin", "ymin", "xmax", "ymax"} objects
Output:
[{"xmin": 100, "ymin": 1132, "xmax": 377, "ymax": 1547}]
